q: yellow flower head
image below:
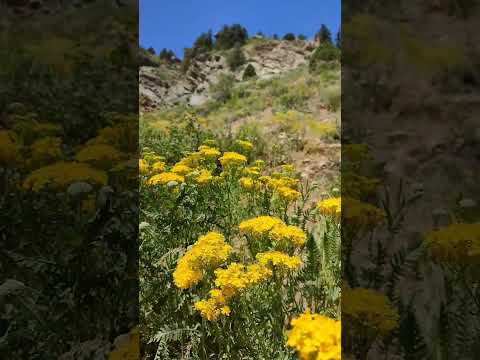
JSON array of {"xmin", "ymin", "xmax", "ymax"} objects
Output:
[
  {"xmin": 147, "ymin": 172, "xmax": 185, "ymax": 186},
  {"xmin": 243, "ymin": 166, "xmax": 261, "ymax": 177},
  {"xmin": 193, "ymin": 169, "xmax": 215, "ymax": 185},
  {"xmin": 198, "ymin": 145, "xmax": 221, "ymax": 160},
  {"xmin": 238, "ymin": 216, "xmax": 284, "ymax": 238},
  {"xmin": 219, "ymin": 152, "xmax": 247, "ymax": 168},
  {"xmin": 173, "ymin": 232, "xmax": 232, "ymax": 289},
  {"xmin": 286, "ymin": 312, "xmax": 341, "ymax": 360},
  {"xmin": 139, "ymin": 159, "xmax": 149, "ymax": 174},
  {"xmin": 344, "ymin": 197, "xmax": 386, "ymax": 227},
  {"xmin": 171, "ymin": 163, "xmax": 193, "ymax": 176},
  {"xmin": 150, "ymin": 161, "xmax": 166, "ymax": 174},
  {"xmin": 269, "ymin": 223, "xmax": 306, "ymax": 247},
  {"xmin": 23, "ymin": 162, "xmax": 108, "ymax": 191},
  {"xmin": 214, "ymin": 262, "xmax": 272, "ymax": 297},
  {"xmin": 239, "ymin": 177, "xmax": 258, "ymax": 191},
  {"xmin": 276, "ymin": 186, "xmax": 301, "ymax": 202},
  {"xmin": 424, "ymin": 223, "xmax": 480, "ymax": 264},
  {"xmin": 75, "ymin": 144, "xmax": 123, "ymax": 166},
  {"xmin": 235, "ymin": 139, "xmax": 254, "ymax": 151},
  {"xmin": 256, "ymin": 251, "xmax": 302, "ymax": 271},
  {"xmin": 281, "ymin": 164, "xmax": 296, "ymax": 173},
  {"xmin": 317, "ymin": 197, "xmax": 341, "ymax": 218},
  {"xmin": 30, "ymin": 137, "xmax": 62, "ymax": 165},
  {"xmin": 342, "ymin": 287, "xmax": 399, "ymax": 336}
]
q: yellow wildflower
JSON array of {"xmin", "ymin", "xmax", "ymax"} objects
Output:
[
  {"xmin": 269, "ymin": 223, "xmax": 306, "ymax": 247},
  {"xmin": 281, "ymin": 164, "xmax": 296, "ymax": 173},
  {"xmin": 23, "ymin": 162, "xmax": 108, "ymax": 191},
  {"xmin": 317, "ymin": 197, "xmax": 341, "ymax": 218},
  {"xmin": 235, "ymin": 139, "xmax": 254, "ymax": 151},
  {"xmin": 171, "ymin": 163, "xmax": 193, "ymax": 176},
  {"xmin": 30, "ymin": 137, "xmax": 62, "ymax": 165},
  {"xmin": 150, "ymin": 161, "xmax": 165, "ymax": 174},
  {"xmin": 342, "ymin": 287, "xmax": 399, "ymax": 336},
  {"xmin": 173, "ymin": 232, "xmax": 232, "ymax": 289},
  {"xmin": 276, "ymin": 186, "xmax": 301, "ymax": 202},
  {"xmin": 139, "ymin": 159, "xmax": 149, "ymax": 175},
  {"xmin": 147, "ymin": 172, "xmax": 184, "ymax": 186},
  {"xmin": 256, "ymin": 251, "xmax": 302, "ymax": 271},
  {"xmin": 193, "ymin": 169, "xmax": 215, "ymax": 185},
  {"xmin": 243, "ymin": 166, "xmax": 261, "ymax": 177},
  {"xmin": 424, "ymin": 223, "xmax": 480, "ymax": 264},
  {"xmin": 75, "ymin": 144, "xmax": 123, "ymax": 167},
  {"xmin": 344, "ymin": 197, "xmax": 386, "ymax": 227},
  {"xmin": 198, "ymin": 145, "xmax": 221, "ymax": 160},
  {"xmin": 286, "ymin": 312, "xmax": 341, "ymax": 360},
  {"xmin": 219, "ymin": 152, "xmax": 247, "ymax": 167},
  {"xmin": 239, "ymin": 216, "xmax": 284, "ymax": 238}
]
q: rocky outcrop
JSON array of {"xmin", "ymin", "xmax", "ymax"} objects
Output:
[{"xmin": 139, "ymin": 39, "xmax": 316, "ymax": 111}]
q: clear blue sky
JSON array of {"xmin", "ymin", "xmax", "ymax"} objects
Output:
[{"xmin": 140, "ymin": 0, "xmax": 340, "ymax": 58}]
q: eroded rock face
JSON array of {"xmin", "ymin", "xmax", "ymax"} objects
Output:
[{"xmin": 139, "ymin": 40, "xmax": 316, "ymax": 111}]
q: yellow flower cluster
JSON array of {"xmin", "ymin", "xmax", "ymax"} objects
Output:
[
  {"xmin": 344, "ymin": 197, "xmax": 385, "ymax": 227},
  {"xmin": 256, "ymin": 251, "xmax": 302, "ymax": 271},
  {"xmin": 192, "ymin": 169, "xmax": 215, "ymax": 185},
  {"xmin": 219, "ymin": 151, "xmax": 247, "ymax": 167},
  {"xmin": 150, "ymin": 161, "xmax": 165, "ymax": 174},
  {"xmin": 75, "ymin": 144, "xmax": 124, "ymax": 167},
  {"xmin": 173, "ymin": 232, "xmax": 232, "ymax": 289},
  {"xmin": 286, "ymin": 312, "xmax": 341, "ymax": 360},
  {"xmin": 239, "ymin": 216, "xmax": 306, "ymax": 247},
  {"xmin": 235, "ymin": 139, "xmax": 254, "ymax": 151},
  {"xmin": 317, "ymin": 197, "xmax": 341, "ymax": 218},
  {"xmin": 30, "ymin": 137, "xmax": 62, "ymax": 165},
  {"xmin": 147, "ymin": 172, "xmax": 185, "ymax": 186},
  {"xmin": 171, "ymin": 163, "xmax": 193, "ymax": 176},
  {"xmin": 198, "ymin": 145, "xmax": 221, "ymax": 160},
  {"xmin": 342, "ymin": 287, "xmax": 398, "ymax": 336},
  {"xmin": 194, "ymin": 289, "xmax": 232, "ymax": 321},
  {"xmin": 23, "ymin": 161, "xmax": 108, "ymax": 191},
  {"xmin": 139, "ymin": 159, "xmax": 149, "ymax": 174},
  {"xmin": 194, "ymin": 262, "xmax": 272, "ymax": 321},
  {"xmin": 423, "ymin": 223, "xmax": 480, "ymax": 263},
  {"xmin": 276, "ymin": 186, "xmax": 301, "ymax": 202},
  {"xmin": 0, "ymin": 130, "xmax": 20, "ymax": 166},
  {"xmin": 214, "ymin": 262, "xmax": 272, "ymax": 298}
]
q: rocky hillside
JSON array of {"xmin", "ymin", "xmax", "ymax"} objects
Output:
[{"xmin": 139, "ymin": 39, "xmax": 318, "ymax": 111}]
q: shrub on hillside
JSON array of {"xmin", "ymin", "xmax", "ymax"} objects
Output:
[
  {"xmin": 283, "ymin": 33, "xmax": 296, "ymax": 41},
  {"xmin": 315, "ymin": 24, "xmax": 332, "ymax": 44},
  {"xmin": 242, "ymin": 63, "xmax": 257, "ymax": 80},
  {"xmin": 210, "ymin": 73, "xmax": 236, "ymax": 102},
  {"xmin": 309, "ymin": 43, "xmax": 340, "ymax": 73},
  {"xmin": 226, "ymin": 43, "xmax": 246, "ymax": 71}
]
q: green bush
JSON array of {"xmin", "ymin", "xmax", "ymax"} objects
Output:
[
  {"xmin": 309, "ymin": 43, "xmax": 340, "ymax": 73},
  {"xmin": 283, "ymin": 33, "xmax": 296, "ymax": 41},
  {"xmin": 242, "ymin": 63, "xmax": 257, "ymax": 80},
  {"xmin": 210, "ymin": 73, "xmax": 236, "ymax": 103},
  {"xmin": 226, "ymin": 43, "xmax": 246, "ymax": 71}
]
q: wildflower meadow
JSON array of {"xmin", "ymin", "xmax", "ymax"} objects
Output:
[{"xmin": 139, "ymin": 112, "xmax": 341, "ymax": 359}]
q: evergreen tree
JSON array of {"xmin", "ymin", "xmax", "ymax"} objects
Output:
[
  {"xmin": 336, "ymin": 29, "xmax": 341, "ymax": 49},
  {"xmin": 273, "ymin": 34, "xmax": 279, "ymax": 40},
  {"xmin": 298, "ymin": 34, "xmax": 307, "ymax": 40},
  {"xmin": 215, "ymin": 24, "xmax": 249, "ymax": 50},
  {"xmin": 192, "ymin": 30, "xmax": 213, "ymax": 54},
  {"xmin": 283, "ymin": 33, "xmax": 296, "ymax": 41},
  {"xmin": 147, "ymin": 46, "xmax": 155, "ymax": 55},
  {"xmin": 315, "ymin": 24, "xmax": 332, "ymax": 44},
  {"xmin": 242, "ymin": 63, "xmax": 257, "ymax": 80}
]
